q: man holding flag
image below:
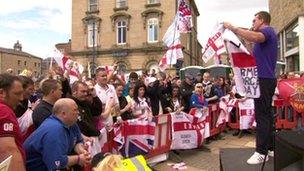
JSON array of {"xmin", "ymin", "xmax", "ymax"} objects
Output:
[{"xmin": 224, "ymin": 11, "xmax": 277, "ymax": 165}]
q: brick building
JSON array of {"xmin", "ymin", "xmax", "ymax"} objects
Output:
[
  {"xmin": 0, "ymin": 41, "xmax": 42, "ymax": 77},
  {"xmin": 269, "ymin": 0, "xmax": 304, "ymax": 73},
  {"xmin": 70, "ymin": 0, "xmax": 202, "ymax": 75}
]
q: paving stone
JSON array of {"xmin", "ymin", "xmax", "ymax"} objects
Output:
[{"xmin": 152, "ymin": 133, "xmax": 255, "ymax": 171}]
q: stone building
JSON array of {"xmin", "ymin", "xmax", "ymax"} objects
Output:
[
  {"xmin": 269, "ymin": 0, "xmax": 304, "ymax": 73},
  {"xmin": 0, "ymin": 41, "xmax": 42, "ymax": 77},
  {"xmin": 70, "ymin": 0, "xmax": 202, "ymax": 75}
]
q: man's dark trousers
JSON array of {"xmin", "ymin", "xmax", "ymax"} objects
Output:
[{"xmin": 254, "ymin": 77, "xmax": 277, "ymax": 155}]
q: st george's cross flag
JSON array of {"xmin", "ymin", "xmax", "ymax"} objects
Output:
[
  {"xmin": 159, "ymin": 0, "xmax": 193, "ymax": 71},
  {"xmin": 159, "ymin": 16, "xmax": 183, "ymax": 71},
  {"xmin": 202, "ymin": 24, "xmax": 260, "ymax": 98},
  {"xmin": 223, "ymin": 29, "xmax": 260, "ymax": 98},
  {"xmin": 53, "ymin": 50, "xmax": 84, "ymax": 84},
  {"xmin": 171, "ymin": 110, "xmax": 209, "ymax": 150},
  {"xmin": 201, "ymin": 23, "xmax": 226, "ymax": 63}
]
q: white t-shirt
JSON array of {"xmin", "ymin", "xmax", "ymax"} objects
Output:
[
  {"xmin": 94, "ymin": 83, "xmax": 119, "ymax": 126},
  {"xmin": 131, "ymin": 97, "xmax": 151, "ymax": 118}
]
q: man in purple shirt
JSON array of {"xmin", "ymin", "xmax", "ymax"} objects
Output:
[{"xmin": 224, "ymin": 11, "xmax": 277, "ymax": 165}]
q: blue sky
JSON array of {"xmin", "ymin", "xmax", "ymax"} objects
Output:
[{"xmin": 0, "ymin": 0, "xmax": 268, "ymax": 59}]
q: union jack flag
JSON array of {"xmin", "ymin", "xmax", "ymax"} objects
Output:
[
  {"xmin": 177, "ymin": 0, "xmax": 192, "ymax": 33},
  {"xmin": 114, "ymin": 118, "xmax": 156, "ymax": 157}
]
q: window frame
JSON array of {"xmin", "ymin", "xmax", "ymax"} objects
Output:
[
  {"xmin": 116, "ymin": 0, "xmax": 127, "ymax": 8},
  {"xmin": 147, "ymin": 0, "xmax": 160, "ymax": 4},
  {"xmin": 88, "ymin": 23, "xmax": 98, "ymax": 47},
  {"xmin": 284, "ymin": 21, "xmax": 299, "ymax": 52},
  {"xmin": 147, "ymin": 18, "xmax": 159, "ymax": 43},
  {"xmin": 88, "ymin": 0, "xmax": 98, "ymax": 12},
  {"xmin": 116, "ymin": 20, "xmax": 127, "ymax": 45}
]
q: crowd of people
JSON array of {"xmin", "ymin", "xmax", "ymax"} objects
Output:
[
  {"xmin": 1, "ymin": 61, "xmax": 304, "ymax": 170},
  {"xmin": 0, "ymin": 62, "xmax": 245, "ymax": 170}
]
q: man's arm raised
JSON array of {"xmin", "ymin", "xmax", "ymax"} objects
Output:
[{"xmin": 223, "ymin": 22, "xmax": 265, "ymax": 43}]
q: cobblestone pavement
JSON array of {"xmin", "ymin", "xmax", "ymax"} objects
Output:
[{"xmin": 152, "ymin": 130, "xmax": 256, "ymax": 171}]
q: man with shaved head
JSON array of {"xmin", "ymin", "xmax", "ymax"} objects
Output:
[{"xmin": 24, "ymin": 98, "xmax": 91, "ymax": 170}]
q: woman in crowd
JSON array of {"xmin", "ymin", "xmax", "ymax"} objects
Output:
[
  {"xmin": 131, "ymin": 82, "xmax": 152, "ymax": 119},
  {"xmin": 214, "ymin": 76, "xmax": 231, "ymax": 98},
  {"xmin": 125, "ymin": 85, "xmax": 134, "ymax": 103},
  {"xmin": 115, "ymin": 83, "xmax": 133, "ymax": 121},
  {"xmin": 171, "ymin": 85, "xmax": 183, "ymax": 112},
  {"xmin": 190, "ymin": 83, "xmax": 208, "ymax": 109}
]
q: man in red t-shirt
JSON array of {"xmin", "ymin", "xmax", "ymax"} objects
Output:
[{"xmin": 0, "ymin": 73, "xmax": 25, "ymax": 171}]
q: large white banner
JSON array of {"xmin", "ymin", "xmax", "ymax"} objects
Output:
[{"xmin": 170, "ymin": 109, "xmax": 209, "ymax": 150}]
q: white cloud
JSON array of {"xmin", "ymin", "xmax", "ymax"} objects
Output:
[{"xmin": 0, "ymin": 0, "xmax": 71, "ymax": 34}]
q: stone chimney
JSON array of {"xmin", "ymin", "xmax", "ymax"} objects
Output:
[{"xmin": 13, "ymin": 40, "xmax": 22, "ymax": 51}]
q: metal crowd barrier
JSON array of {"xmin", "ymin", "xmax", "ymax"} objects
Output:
[{"xmin": 99, "ymin": 99, "xmax": 303, "ymax": 164}]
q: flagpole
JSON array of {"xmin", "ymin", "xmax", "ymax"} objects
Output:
[{"xmin": 169, "ymin": 12, "xmax": 179, "ymax": 69}]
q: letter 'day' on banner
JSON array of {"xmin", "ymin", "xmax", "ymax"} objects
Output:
[
  {"xmin": 231, "ymin": 52, "xmax": 260, "ymax": 98},
  {"xmin": 223, "ymin": 29, "xmax": 260, "ymax": 98}
]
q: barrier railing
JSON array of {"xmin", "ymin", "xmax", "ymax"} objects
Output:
[
  {"xmin": 100, "ymin": 99, "xmax": 303, "ymax": 160},
  {"xmin": 227, "ymin": 102, "xmax": 240, "ymax": 129},
  {"xmin": 273, "ymin": 99, "xmax": 299, "ymax": 129},
  {"xmin": 146, "ymin": 114, "xmax": 172, "ymax": 159}
]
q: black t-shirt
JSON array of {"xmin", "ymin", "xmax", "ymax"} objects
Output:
[
  {"xmin": 32, "ymin": 100, "xmax": 53, "ymax": 128},
  {"xmin": 15, "ymin": 99, "xmax": 29, "ymax": 118},
  {"xmin": 118, "ymin": 96, "xmax": 133, "ymax": 121}
]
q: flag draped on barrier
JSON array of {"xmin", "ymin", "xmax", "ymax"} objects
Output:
[
  {"xmin": 170, "ymin": 111, "xmax": 207, "ymax": 150},
  {"xmin": 114, "ymin": 118, "xmax": 156, "ymax": 158},
  {"xmin": 159, "ymin": 0, "xmax": 192, "ymax": 71}
]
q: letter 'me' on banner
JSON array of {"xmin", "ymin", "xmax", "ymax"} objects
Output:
[{"xmin": 231, "ymin": 52, "xmax": 260, "ymax": 98}]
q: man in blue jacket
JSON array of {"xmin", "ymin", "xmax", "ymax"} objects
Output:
[{"xmin": 24, "ymin": 98, "xmax": 91, "ymax": 170}]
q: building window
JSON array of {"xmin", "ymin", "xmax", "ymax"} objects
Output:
[
  {"xmin": 18, "ymin": 70, "xmax": 21, "ymax": 74},
  {"xmin": 117, "ymin": 20, "xmax": 127, "ymax": 44},
  {"xmin": 88, "ymin": 23, "xmax": 98, "ymax": 47},
  {"xmin": 88, "ymin": 0, "xmax": 98, "ymax": 12},
  {"xmin": 38, "ymin": 63, "xmax": 40, "ymax": 67},
  {"xmin": 286, "ymin": 54, "xmax": 299, "ymax": 72},
  {"xmin": 18, "ymin": 60, "xmax": 21, "ymax": 65},
  {"xmin": 34, "ymin": 62, "xmax": 37, "ymax": 67},
  {"xmin": 24, "ymin": 61, "xmax": 27, "ymax": 66},
  {"xmin": 148, "ymin": 0, "xmax": 160, "ymax": 4},
  {"xmin": 116, "ymin": 0, "xmax": 127, "ymax": 8},
  {"xmin": 147, "ymin": 18, "xmax": 159, "ymax": 43},
  {"xmin": 277, "ymin": 35, "xmax": 281, "ymax": 60},
  {"xmin": 285, "ymin": 22, "xmax": 299, "ymax": 51}
]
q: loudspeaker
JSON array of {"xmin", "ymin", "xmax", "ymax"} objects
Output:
[{"xmin": 275, "ymin": 130, "xmax": 304, "ymax": 170}]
